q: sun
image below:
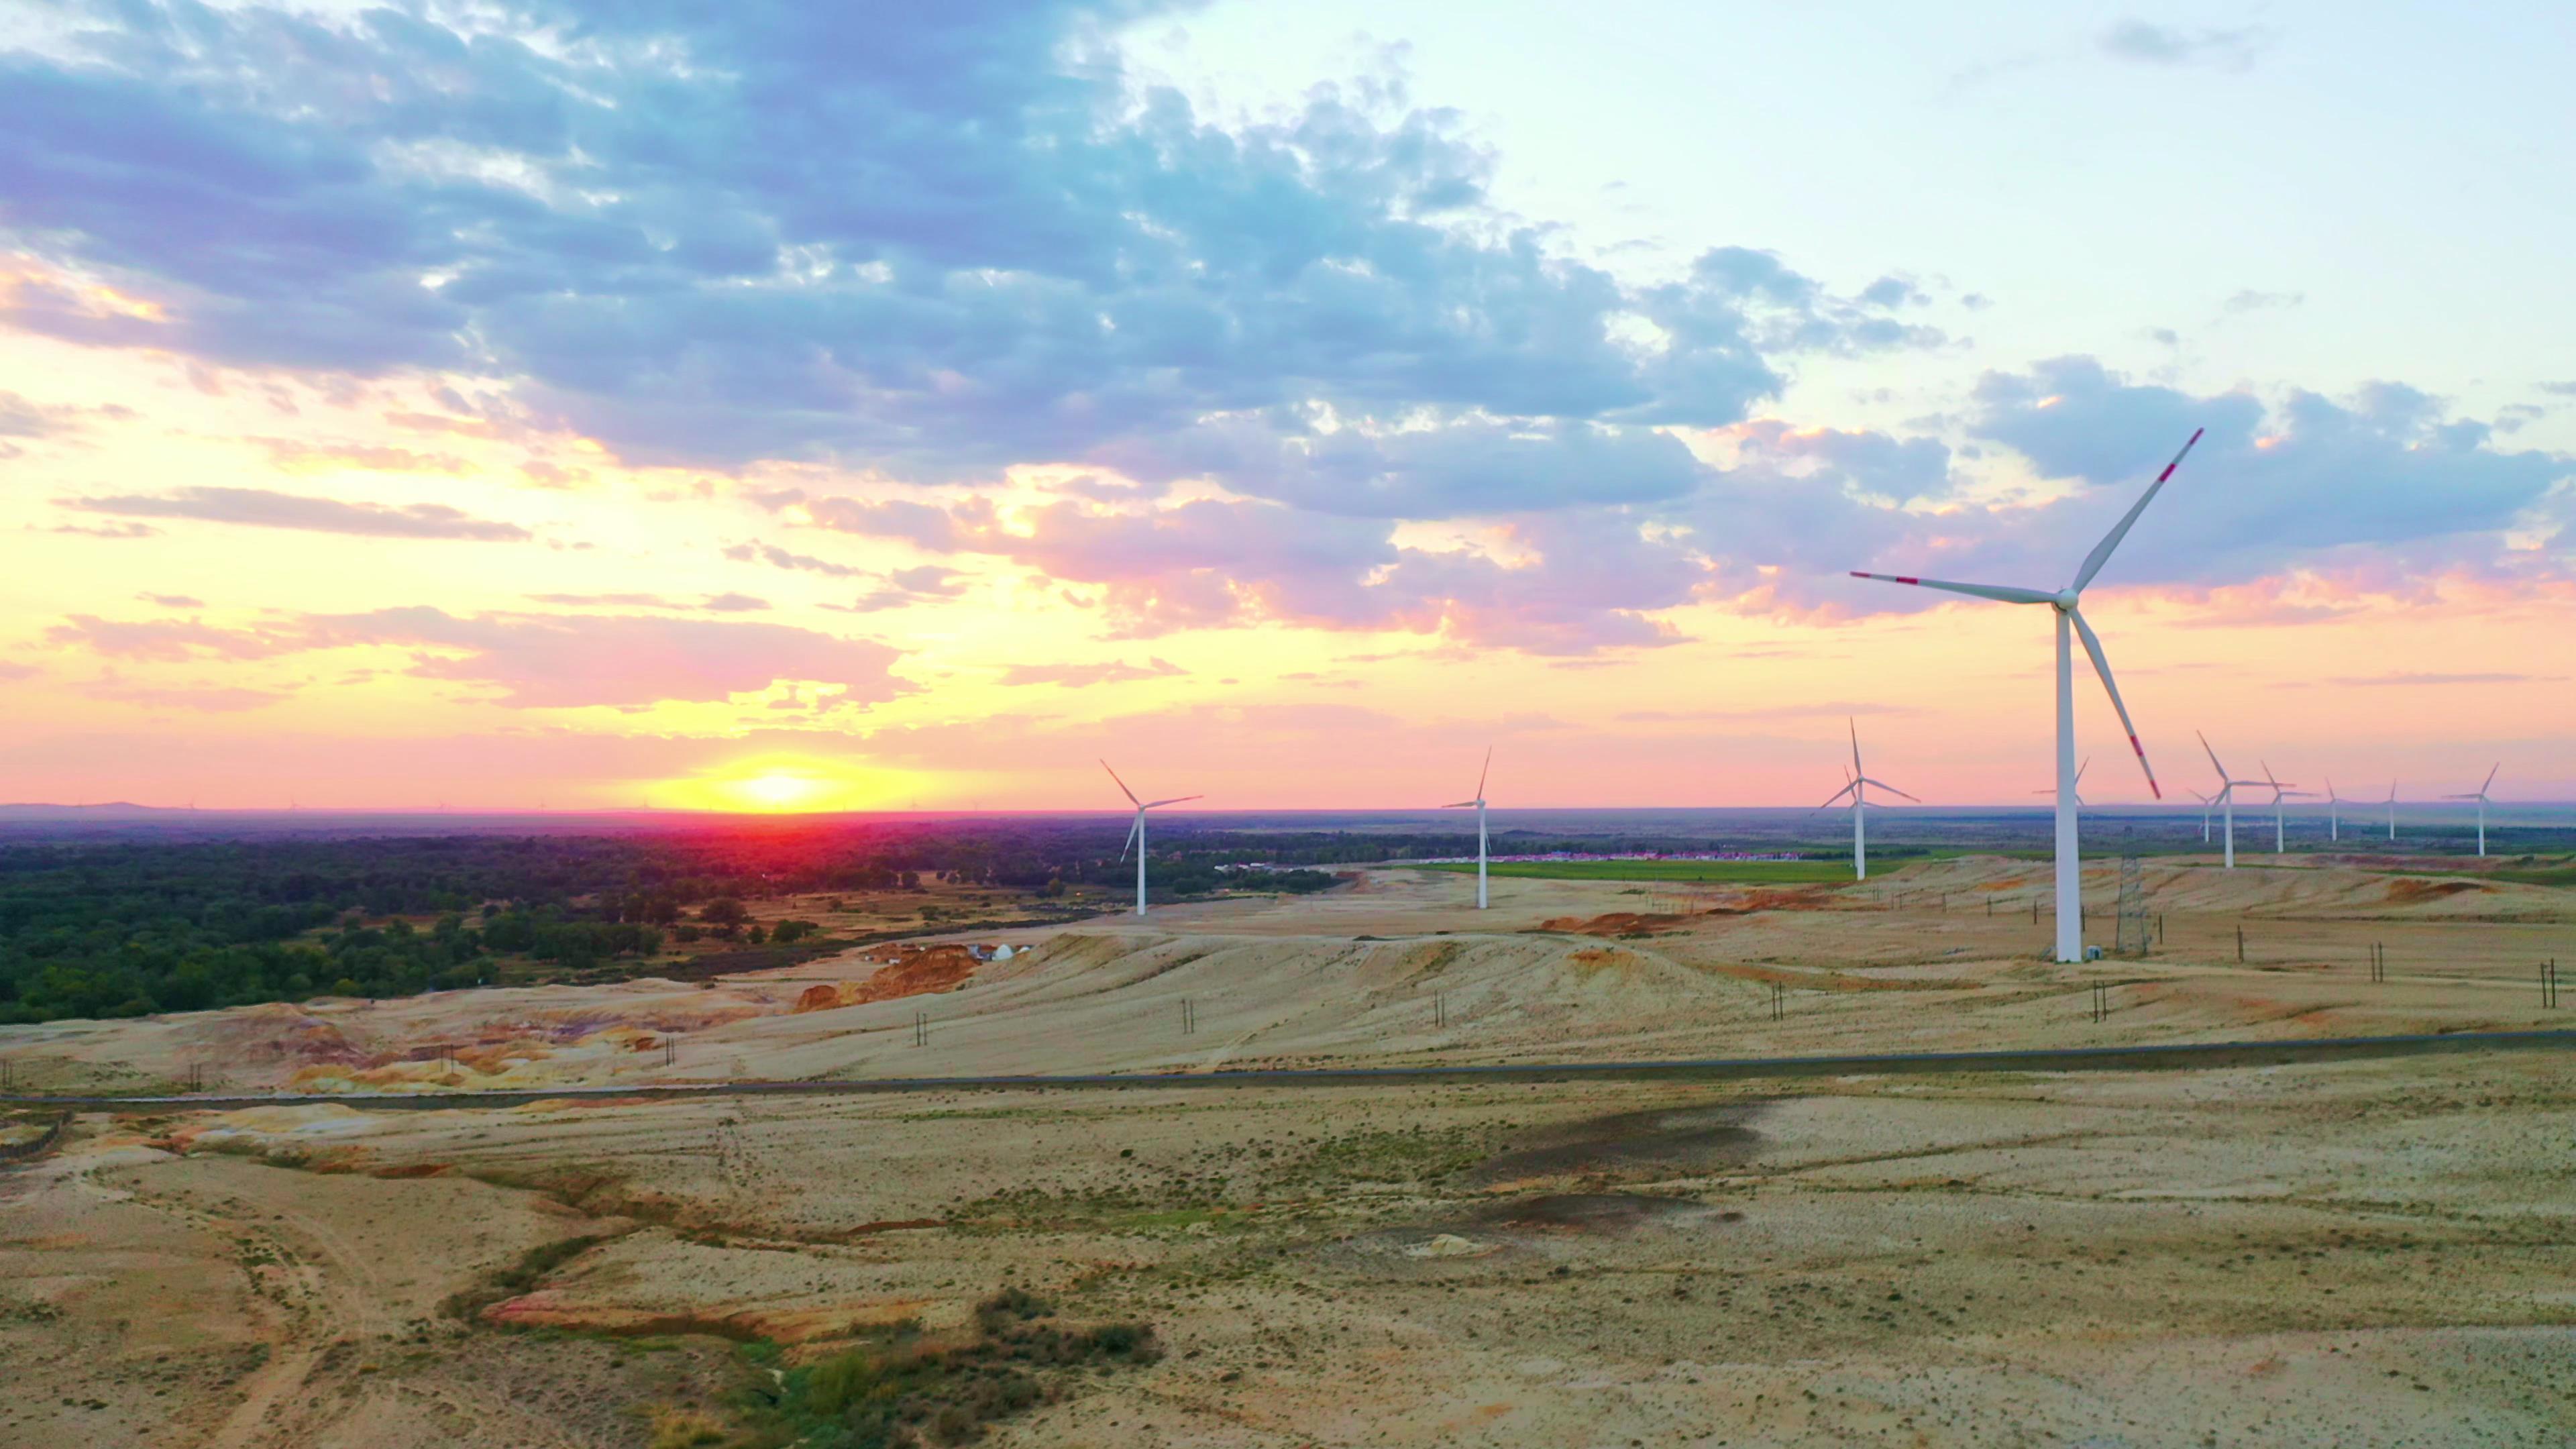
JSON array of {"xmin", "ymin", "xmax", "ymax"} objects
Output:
[
  {"xmin": 738, "ymin": 770, "xmax": 824, "ymax": 810},
  {"xmin": 651, "ymin": 757, "xmax": 915, "ymax": 814}
]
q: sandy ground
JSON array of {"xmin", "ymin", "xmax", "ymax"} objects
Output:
[
  {"xmin": 7, "ymin": 854, "xmax": 2567, "ymax": 1096},
  {"xmin": 5, "ymin": 852, "xmax": 2575, "ymax": 1446}
]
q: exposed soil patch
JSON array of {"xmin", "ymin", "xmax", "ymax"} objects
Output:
[
  {"xmin": 2385, "ymin": 878, "xmax": 2494, "ymax": 904},
  {"xmin": 1468, "ymin": 1100, "xmax": 1770, "ymax": 1185},
  {"xmin": 794, "ymin": 943, "xmax": 982, "ymax": 1012},
  {"xmin": 1537, "ymin": 912, "xmax": 1693, "ymax": 937},
  {"xmin": 1707, "ymin": 886, "xmax": 1841, "ymax": 914}
]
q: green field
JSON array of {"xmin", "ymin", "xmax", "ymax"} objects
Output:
[{"xmin": 1413, "ymin": 859, "xmax": 1856, "ymax": 883}]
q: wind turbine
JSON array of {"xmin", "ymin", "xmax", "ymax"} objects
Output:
[
  {"xmin": 1102, "ymin": 761, "xmax": 1200, "ymax": 915},
  {"xmin": 1852, "ymin": 429, "xmax": 2200, "ymax": 961},
  {"xmin": 2033, "ymin": 757, "xmax": 2092, "ymax": 808},
  {"xmin": 2257, "ymin": 761, "xmax": 2311, "ymax": 855},
  {"xmin": 1441, "ymin": 747, "xmax": 1494, "ymax": 909},
  {"xmin": 2322, "ymin": 777, "xmax": 2347, "ymax": 843},
  {"xmin": 2385, "ymin": 780, "xmax": 2399, "ymax": 841},
  {"xmin": 1814, "ymin": 719, "xmax": 1917, "ymax": 880},
  {"xmin": 2197, "ymin": 732, "xmax": 2267, "ymax": 871},
  {"xmin": 2186, "ymin": 787, "xmax": 2214, "ymax": 843},
  {"xmin": 2443, "ymin": 764, "xmax": 2502, "ymax": 857}
]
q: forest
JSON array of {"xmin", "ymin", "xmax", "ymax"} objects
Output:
[{"xmin": 0, "ymin": 818, "xmax": 1418, "ymax": 1024}]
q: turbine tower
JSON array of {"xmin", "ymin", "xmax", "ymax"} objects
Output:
[
  {"xmin": 1102, "ymin": 760, "xmax": 1200, "ymax": 916},
  {"xmin": 2197, "ymin": 732, "xmax": 2267, "ymax": 871},
  {"xmin": 2257, "ymin": 761, "xmax": 2311, "ymax": 855},
  {"xmin": 1852, "ymin": 429, "xmax": 2200, "ymax": 961},
  {"xmin": 1441, "ymin": 747, "xmax": 1494, "ymax": 909},
  {"xmin": 1814, "ymin": 719, "xmax": 1917, "ymax": 881},
  {"xmin": 2444, "ymin": 764, "xmax": 2502, "ymax": 857}
]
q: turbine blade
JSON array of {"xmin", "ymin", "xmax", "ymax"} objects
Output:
[
  {"xmin": 2198, "ymin": 729, "xmax": 2229, "ymax": 784},
  {"xmin": 1440, "ymin": 800, "xmax": 1479, "ymax": 809},
  {"xmin": 1862, "ymin": 778, "xmax": 1920, "ymax": 802},
  {"xmin": 1099, "ymin": 759, "xmax": 1140, "ymax": 806},
  {"xmin": 1142, "ymin": 794, "xmax": 1203, "ymax": 809},
  {"xmin": 2072, "ymin": 608, "xmax": 2159, "ymax": 798},
  {"xmin": 2072, "ymin": 427, "xmax": 2202, "ymax": 592},
  {"xmin": 1849, "ymin": 717, "xmax": 1863, "ymax": 779},
  {"xmin": 2483, "ymin": 761, "xmax": 2500, "ymax": 794},
  {"xmin": 1476, "ymin": 745, "xmax": 1491, "ymax": 804},
  {"xmin": 1847, "ymin": 572, "xmax": 2057, "ymax": 605},
  {"xmin": 1814, "ymin": 781, "xmax": 1860, "ymax": 812},
  {"xmin": 1119, "ymin": 814, "xmax": 1140, "ymax": 860}
]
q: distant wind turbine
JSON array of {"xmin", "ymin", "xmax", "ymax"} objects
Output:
[
  {"xmin": 2443, "ymin": 764, "xmax": 2502, "ymax": 857},
  {"xmin": 1814, "ymin": 720, "xmax": 1917, "ymax": 881},
  {"xmin": 2185, "ymin": 786, "xmax": 2214, "ymax": 843},
  {"xmin": 2322, "ymin": 777, "xmax": 2347, "ymax": 843},
  {"xmin": 1852, "ymin": 429, "xmax": 2200, "ymax": 961},
  {"xmin": 2033, "ymin": 757, "xmax": 2092, "ymax": 809},
  {"xmin": 1103, "ymin": 761, "xmax": 1200, "ymax": 915},
  {"xmin": 2385, "ymin": 780, "xmax": 2399, "ymax": 841},
  {"xmin": 2257, "ymin": 761, "xmax": 2311, "ymax": 855},
  {"xmin": 2197, "ymin": 732, "xmax": 2268, "ymax": 871},
  {"xmin": 1440, "ymin": 748, "xmax": 1494, "ymax": 910}
]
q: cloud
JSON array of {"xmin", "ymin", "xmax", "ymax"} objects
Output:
[
  {"xmin": 794, "ymin": 497, "xmax": 991, "ymax": 551},
  {"xmin": 997, "ymin": 657, "xmax": 1187, "ymax": 689},
  {"xmin": 2222, "ymin": 289, "xmax": 2304, "ymax": 314},
  {"xmin": 723, "ymin": 541, "xmax": 862, "ymax": 578},
  {"xmin": 290, "ymin": 608, "xmax": 911, "ymax": 709},
  {"xmin": 136, "ymin": 592, "xmax": 205, "ymax": 608},
  {"xmin": 48, "ymin": 521, "xmax": 159, "ymax": 539},
  {"xmin": 2328, "ymin": 671, "xmax": 2563, "ymax": 687},
  {"xmin": 254, "ymin": 438, "xmax": 472, "ymax": 474},
  {"xmin": 2537, "ymin": 382, "xmax": 2576, "ymax": 397},
  {"xmin": 1616, "ymin": 702, "xmax": 1915, "ymax": 722},
  {"xmin": 0, "ymin": 661, "xmax": 40, "ymax": 682},
  {"xmin": 45, "ymin": 614, "xmax": 295, "ymax": 663},
  {"xmin": 46, "ymin": 606, "xmax": 908, "ymax": 709},
  {"xmin": 525, "ymin": 592, "xmax": 677, "ymax": 608},
  {"xmin": 2100, "ymin": 19, "xmax": 2272, "ymax": 71},
  {"xmin": 57, "ymin": 486, "xmax": 529, "ymax": 540},
  {"xmin": 523, "ymin": 590, "xmax": 769, "ymax": 612},
  {"xmin": 824, "ymin": 566, "xmax": 971, "ymax": 614},
  {"xmin": 0, "ymin": 1, "xmax": 1925, "ymax": 512},
  {"xmin": 85, "ymin": 682, "xmax": 290, "ymax": 712},
  {"xmin": 0, "ymin": 390, "xmax": 83, "ymax": 439},
  {"xmin": 1963, "ymin": 360, "xmax": 2568, "ymax": 578}
]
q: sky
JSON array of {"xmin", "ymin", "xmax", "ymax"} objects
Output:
[{"xmin": 0, "ymin": 0, "xmax": 2569, "ymax": 812}]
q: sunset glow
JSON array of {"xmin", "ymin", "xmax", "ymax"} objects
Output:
[{"xmin": 0, "ymin": 3, "xmax": 2569, "ymax": 810}]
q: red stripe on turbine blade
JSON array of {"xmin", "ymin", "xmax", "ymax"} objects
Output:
[{"xmin": 1895, "ymin": 576, "xmax": 1918, "ymax": 585}]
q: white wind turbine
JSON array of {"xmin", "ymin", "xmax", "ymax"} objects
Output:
[
  {"xmin": 2384, "ymin": 780, "xmax": 2399, "ymax": 841},
  {"xmin": 2034, "ymin": 757, "xmax": 2092, "ymax": 808},
  {"xmin": 2197, "ymin": 733, "xmax": 2268, "ymax": 870},
  {"xmin": 1815, "ymin": 719, "xmax": 1917, "ymax": 881},
  {"xmin": 1852, "ymin": 429, "xmax": 2201, "ymax": 961},
  {"xmin": 2258, "ymin": 761, "xmax": 2311, "ymax": 855},
  {"xmin": 1102, "ymin": 760, "xmax": 1200, "ymax": 916},
  {"xmin": 2322, "ymin": 777, "xmax": 2347, "ymax": 843},
  {"xmin": 2444, "ymin": 764, "xmax": 2502, "ymax": 857},
  {"xmin": 2186, "ymin": 786, "xmax": 2214, "ymax": 843},
  {"xmin": 1441, "ymin": 747, "xmax": 1494, "ymax": 910}
]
